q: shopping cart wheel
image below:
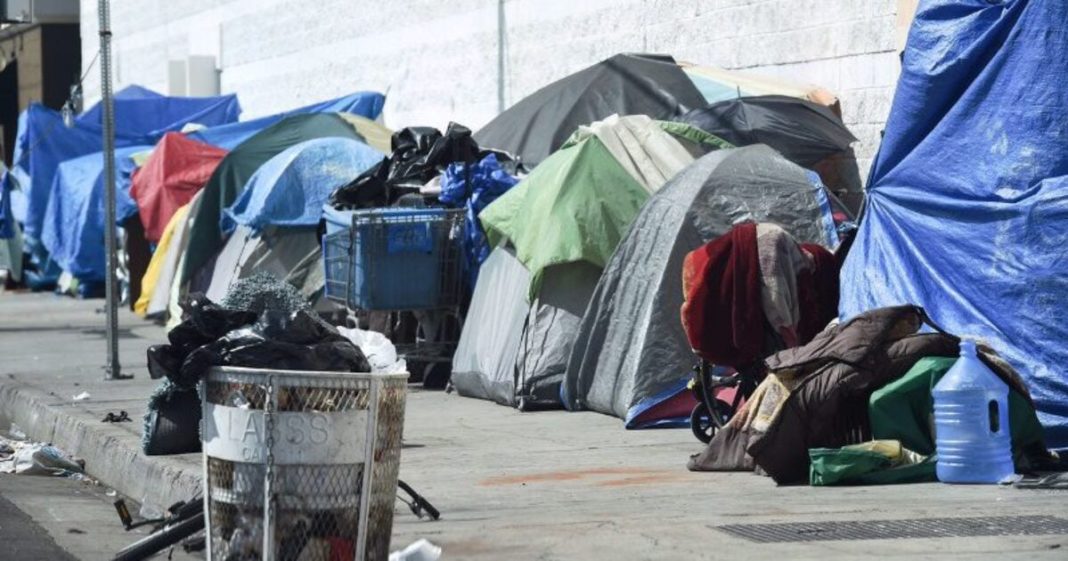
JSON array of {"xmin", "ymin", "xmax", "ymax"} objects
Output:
[{"xmin": 422, "ymin": 362, "xmax": 451, "ymax": 390}]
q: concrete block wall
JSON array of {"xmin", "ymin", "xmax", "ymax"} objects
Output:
[{"xmin": 80, "ymin": 0, "xmax": 907, "ymax": 180}]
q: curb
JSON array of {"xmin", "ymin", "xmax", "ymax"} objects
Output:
[{"xmin": 0, "ymin": 378, "xmax": 202, "ymax": 511}]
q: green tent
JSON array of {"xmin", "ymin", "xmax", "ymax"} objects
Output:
[
  {"xmin": 480, "ymin": 117, "xmax": 727, "ymax": 298},
  {"xmin": 179, "ymin": 113, "xmax": 368, "ymax": 285}
]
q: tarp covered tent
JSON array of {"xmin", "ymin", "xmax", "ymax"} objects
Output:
[
  {"xmin": 205, "ymin": 137, "xmax": 384, "ymax": 304},
  {"xmin": 188, "ymin": 91, "xmax": 386, "ymax": 151},
  {"xmin": 474, "ymin": 54, "xmax": 706, "ymax": 166},
  {"xmin": 840, "ymin": 0, "xmax": 1068, "ymax": 449},
  {"xmin": 130, "ymin": 132, "xmax": 227, "ymax": 243},
  {"xmin": 453, "ymin": 115, "xmax": 727, "ymax": 407},
  {"xmin": 179, "ymin": 113, "xmax": 384, "ymax": 289},
  {"xmin": 563, "ymin": 145, "xmax": 838, "ymax": 427},
  {"xmin": 4, "ymin": 86, "xmax": 239, "ymax": 245},
  {"xmin": 222, "ymin": 137, "xmax": 383, "ymax": 234},
  {"xmin": 40, "ymin": 145, "xmax": 148, "ymax": 281}
]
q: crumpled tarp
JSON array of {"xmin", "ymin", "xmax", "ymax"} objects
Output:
[
  {"xmin": 223, "ymin": 137, "xmax": 383, "ymax": 234},
  {"xmin": 130, "ymin": 132, "xmax": 228, "ymax": 242},
  {"xmin": 40, "ymin": 145, "xmax": 148, "ymax": 281},
  {"xmin": 439, "ymin": 153, "xmax": 519, "ymax": 289},
  {"xmin": 839, "ymin": 0, "xmax": 1068, "ymax": 449},
  {"xmin": 3, "ymin": 86, "xmax": 239, "ymax": 244}
]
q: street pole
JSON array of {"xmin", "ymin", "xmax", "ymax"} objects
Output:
[{"xmin": 98, "ymin": 0, "xmax": 123, "ymax": 380}]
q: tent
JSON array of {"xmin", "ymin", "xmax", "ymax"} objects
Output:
[
  {"xmin": 205, "ymin": 137, "xmax": 384, "ymax": 302},
  {"xmin": 563, "ymin": 145, "xmax": 839, "ymax": 427},
  {"xmin": 678, "ymin": 95, "xmax": 856, "ymax": 168},
  {"xmin": 222, "ymin": 137, "xmax": 383, "ymax": 234},
  {"xmin": 135, "ymin": 202, "xmax": 191, "ymax": 316},
  {"xmin": 474, "ymin": 53, "xmax": 706, "ymax": 166},
  {"xmin": 680, "ymin": 63, "xmax": 839, "ymax": 110},
  {"xmin": 130, "ymin": 132, "xmax": 227, "ymax": 243},
  {"xmin": 840, "ymin": 0, "xmax": 1068, "ymax": 449},
  {"xmin": 150, "ymin": 190, "xmax": 204, "ymax": 321},
  {"xmin": 4, "ymin": 86, "xmax": 239, "ymax": 246},
  {"xmin": 40, "ymin": 145, "xmax": 148, "ymax": 281},
  {"xmin": 452, "ymin": 115, "xmax": 727, "ymax": 408},
  {"xmin": 179, "ymin": 113, "xmax": 386, "ymax": 290},
  {"xmin": 188, "ymin": 91, "xmax": 386, "ymax": 151}
]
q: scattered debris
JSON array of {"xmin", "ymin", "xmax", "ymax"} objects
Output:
[
  {"xmin": 72, "ymin": 391, "xmax": 91, "ymax": 401},
  {"xmin": 102, "ymin": 411, "xmax": 132, "ymax": 423},
  {"xmin": 389, "ymin": 539, "xmax": 442, "ymax": 561}
]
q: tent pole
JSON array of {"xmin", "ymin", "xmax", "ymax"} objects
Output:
[{"xmin": 99, "ymin": 0, "xmax": 125, "ymax": 381}]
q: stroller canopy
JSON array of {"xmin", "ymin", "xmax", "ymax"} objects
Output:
[{"xmin": 563, "ymin": 145, "xmax": 838, "ymax": 427}]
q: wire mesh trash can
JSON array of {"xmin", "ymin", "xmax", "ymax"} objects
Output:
[
  {"xmin": 322, "ymin": 208, "xmax": 464, "ymax": 311},
  {"xmin": 201, "ymin": 366, "xmax": 407, "ymax": 561}
]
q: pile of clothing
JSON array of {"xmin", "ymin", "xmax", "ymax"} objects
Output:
[
  {"xmin": 681, "ymin": 222, "xmax": 839, "ymax": 369},
  {"xmin": 688, "ymin": 305, "xmax": 1056, "ymax": 484},
  {"xmin": 142, "ymin": 273, "xmax": 371, "ymax": 455}
]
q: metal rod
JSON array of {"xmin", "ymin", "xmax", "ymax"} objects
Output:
[{"xmin": 98, "ymin": 0, "xmax": 122, "ymax": 380}]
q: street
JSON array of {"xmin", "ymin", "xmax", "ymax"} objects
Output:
[{"xmin": 0, "ymin": 473, "xmax": 201, "ymax": 561}]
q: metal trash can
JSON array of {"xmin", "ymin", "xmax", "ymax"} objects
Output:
[{"xmin": 201, "ymin": 366, "xmax": 407, "ymax": 560}]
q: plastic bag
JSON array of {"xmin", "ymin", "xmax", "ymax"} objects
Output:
[{"xmin": 337, "ymin": 326, "xmax": 406, "ymax": 373}]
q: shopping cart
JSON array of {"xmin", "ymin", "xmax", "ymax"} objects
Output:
[{"xmin": 322, "ymin": 207, "xmax": 465, "ymax": 386}]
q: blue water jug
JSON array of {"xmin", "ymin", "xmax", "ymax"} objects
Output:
[{"xmin": 932, "ymin": 339, "xmax": 1015, "ymax": 483}]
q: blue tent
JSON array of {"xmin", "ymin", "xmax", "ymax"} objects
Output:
[
  {"xmin": 222, "ymin": 137, "xmax": 382, "ymax": 234},
  {"xmin": 40, "ymin": 145, "xmax": 146, "ymax": 281},
  {"xmin": 189, "ymin": 91, "xmax": 385, "ymax": 150},
  {"xmin": 4, "ymin": 86, "xmax": 240, "ymax": 244},
  {"xmin": 840, "ymin": 0, "xmax": 1068, "ymax": 449}
]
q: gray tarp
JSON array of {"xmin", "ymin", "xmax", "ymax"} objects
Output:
[
  {"xmin": 451, "ymin": 246, "xmax": 531, "ymax": 406},
  {"xmin": 562, "ymin": 145, "xmax": 838, "ymax": 426}
]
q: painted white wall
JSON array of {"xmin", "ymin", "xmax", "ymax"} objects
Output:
[{"xmin": 79, "ymin": 0, "xmax": 906, "ymax": 178}]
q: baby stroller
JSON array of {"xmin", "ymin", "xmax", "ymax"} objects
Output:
[{"xmin": 681, "ymin": 222, "xmax": 841, "ymax": 443}]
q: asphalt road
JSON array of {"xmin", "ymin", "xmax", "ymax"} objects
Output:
[
  {"xmin": 0, "ymin": 488, "xmax": 78, "ymax": 561},
  {"xmin": 0, "ymin": 473, "xmax": 202, "ymax": 561}
]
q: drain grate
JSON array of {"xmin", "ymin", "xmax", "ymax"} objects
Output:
[{"xmin": 716, "ymin": 515, "xmax": 1068, "ymax": 543}]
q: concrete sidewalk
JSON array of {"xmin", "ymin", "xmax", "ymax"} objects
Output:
[{"xmin": 1, "ymin": 292, "xmax": 1066, "ymax": 560}]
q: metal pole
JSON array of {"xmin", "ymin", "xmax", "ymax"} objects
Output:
[{"xmin": 98, "ymin": 0, "xmax": 123, "ymax": 380}]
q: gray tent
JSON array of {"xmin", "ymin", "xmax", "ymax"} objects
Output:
[
  {"xmin": 451, "ymin": 246, "xmax": 530, "ymax": 406},
  {"xmin": 562, "ymin": 145, "xmax": 839, "ymax": 427},
  {"xmin": 451, "ymin": 247, "xmax": 602, "ymax": 409}
]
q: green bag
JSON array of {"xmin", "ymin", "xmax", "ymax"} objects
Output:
[{"xmin": 809, "ymin": 440, "xmax": 936, "ymax": 486}]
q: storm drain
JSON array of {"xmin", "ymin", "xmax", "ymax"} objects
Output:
[{"xmin": 715, "ymin": 515, "xmax": 1068, "ymax": 543}]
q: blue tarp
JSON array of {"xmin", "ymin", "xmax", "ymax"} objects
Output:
[
  {"xmin": 189, "ymin": 91, "xmax": 385, "ymax": 150},
  {"xmin": 40, "ymin": 145, "xmax": 147, "ymax": 281},
  {"xmin": 3, "ymin": 86, "xmax": 240, "ymax": 243},
  {"xmin": 439, "ymin": 154, "xmax": 518, "ymax": 290},
  {"xmin": 222, "ymin": 137, "xmax": 383, "ymax": 234},
  {"xmin": 840, "ymin": 0, "xmax": 1068, "ymax": 449}
]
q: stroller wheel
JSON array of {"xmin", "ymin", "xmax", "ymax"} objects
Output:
[{"xmin": 690, "ymin": 403, "xmax": 715, "ymax": 444}]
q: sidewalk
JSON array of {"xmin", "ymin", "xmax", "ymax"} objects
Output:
[{"xmin": 1, "ymin": 292, "xmax": 1065, "ymax": 560}]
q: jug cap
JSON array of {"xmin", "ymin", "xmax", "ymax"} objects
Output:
[{"xmin": 959, "ymin": 338, "xmax": 978, "ymax": 356}]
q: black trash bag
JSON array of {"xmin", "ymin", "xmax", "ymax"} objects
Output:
[
  {"xmin": 329, "ymin": 122, "xmax": 485, "ymax": 209},
  {"xmin": 146, "ymin": 344, "xmax": 181, "ymax": 381},
  {"xmin": 142, "ymin": 381, "xmax": 201, "ymax": 456},
  {"xmin": 167, "ymin": 294, "xmax": 257, "ymax": 355},
  {"xmin": 177, "ymin": 309, "xmax": 372, "ymax": 386}
]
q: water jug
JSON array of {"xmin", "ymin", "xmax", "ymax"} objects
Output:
[{"xmin": 933, "ymin": 339, "xmax": 1014, "ymax": 483}]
